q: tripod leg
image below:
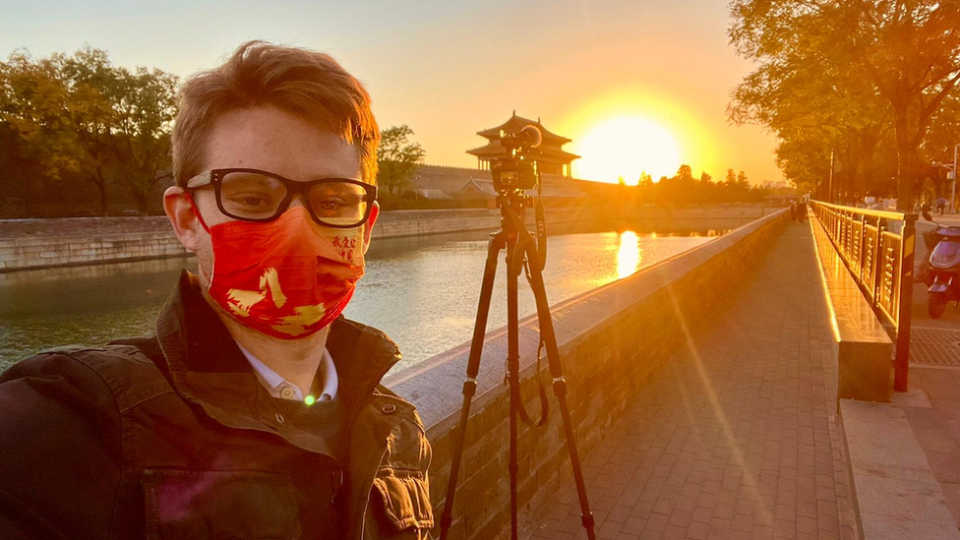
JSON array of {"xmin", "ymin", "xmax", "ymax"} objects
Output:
[
  {"xmin": 515, "ymin": 219, "xmax": 598, "ymax": 540},
  {"xmin": 507, "ymin": 238, "xmax": 524, "ymax": 540},
  {"xmin": 439, "ymin": 233, "xmax": 506, "ymax": 540}
]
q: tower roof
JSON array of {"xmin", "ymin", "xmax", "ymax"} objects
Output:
[
  {"xmin": 466, "ymin": 139, "xmax": 580, "ymax": 162},
  {"xmin": 476, "ymin": 111, "xmax": 571, "ymax": 144}
]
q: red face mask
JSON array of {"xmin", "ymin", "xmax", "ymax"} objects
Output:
[{"xmin": 194, "ymin": 203, "xmax": 365, "ymax": 339}]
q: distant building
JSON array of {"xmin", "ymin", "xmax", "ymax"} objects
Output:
[
  {"xmin": 466, "ymin": 111, "xmax": 580, "ymax": 177},
  {"xmin": 764, "ymin": 194, "xmax": 800, "ymax": 206},
  {"xmin": 762, "ymin": 180, "xmax": 791, "ymax": 190},
  {"xmin": 406, "ymin": 165, "xmax": 597, "ymax": 206}
]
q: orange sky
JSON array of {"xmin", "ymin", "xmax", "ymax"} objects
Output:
[{"xmin": 0, "ymin": 0, "xmax": 784, "ymax": 186}]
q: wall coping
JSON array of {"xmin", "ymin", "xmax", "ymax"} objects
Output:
[
  {"xmin": 809, "ymin": 213, "xmax": 892, "ymax": 405},
  {"xmin": 0, "ymin": 204, "xmax": 774, "ymax": 240},
  {"xmin": 809, "ymin": 217, "xmax": 892, "ymax": 349}
]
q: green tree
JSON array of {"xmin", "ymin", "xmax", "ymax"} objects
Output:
[
  {"xmin": 377, "ymin": 125, "xmax": 425, "ymax": 199},
  {"xmin": 730, "ymin": 0, "xmax": 960, "ymax": 209}
]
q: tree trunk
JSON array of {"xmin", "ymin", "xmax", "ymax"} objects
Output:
[
  {"xmin": 96, "ymin": 165, "xmax": 109, "ymax": 216},
  {"xmin": 855, "ymin": 129, "xmax": 881, "ymax": 198},
  {"xmin": 894, "ymin": 112, "xmax": 920, "ymax": 212},
  {"xmin": 24, "ymin": 175, "xmax": 33, "ymax": 217}
]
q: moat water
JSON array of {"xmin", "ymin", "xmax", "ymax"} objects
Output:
[{"xmin": 0, "ymin": 227, "xmax": 721, "ymax": 372}]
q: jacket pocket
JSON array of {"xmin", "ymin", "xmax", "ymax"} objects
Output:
[
  {"xmin": 141, "ymin": 469, "xmax": 301, "ymax": 540},
  {"xmin": 371, "ymin": 468, "xmax": 434, "ymax": 533}
]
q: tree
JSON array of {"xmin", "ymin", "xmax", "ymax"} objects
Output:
[
  {"xmin": 0, "ymin": 50, "xmax": 100, "ymax": 213},
  {"xmin": 728, "ymin": 33, "xmax": 891, "ymax": 199},
  {"xmin": 925, "ymin": 90, "xmax": 960, "ymax": 165},
  {"xmin": 377, "ymin": 125, "xmax": 425, "ymax": 199},
  {"xmin": 0, "ymin": 47, "xmax": 178, "ymax": 215},
  {"xmin": 59, "ymin": 47, "xmax": 178, "ymax": 214},
  {"xmin": 730, "ymin": 0, "xmax": 960, "ymax": 209},
  {"xmin": 725, "ymin": 169, "xmax": 737, "ymax": 185}
]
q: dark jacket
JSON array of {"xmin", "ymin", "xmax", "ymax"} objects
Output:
[{"xmin": 0, "ymin": 272, "xmax": 433, "ymax": 540}]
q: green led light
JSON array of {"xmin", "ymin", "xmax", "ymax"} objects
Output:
[{"xmin": 305, "ymin": 395, "xmax": 316, "ymax": 406}]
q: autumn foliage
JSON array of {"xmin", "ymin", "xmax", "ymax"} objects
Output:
[{"xmin": 0, "ymin": 47, "xmax": 178, "ymax": 217}]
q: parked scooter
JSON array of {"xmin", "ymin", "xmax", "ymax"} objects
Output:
[{"xmin": 920, "ymin": 207, "xmax": 960, "ymax": 318}]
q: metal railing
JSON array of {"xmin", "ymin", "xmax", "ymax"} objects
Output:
[{"xmin": 810, "ymin": 201, "xmax": 918, "ymax": 392}]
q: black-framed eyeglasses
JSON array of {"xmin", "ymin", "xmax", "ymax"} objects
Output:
[{"xmin": 186, "ymin": 168, "xmax": 378, "ymax": 228}]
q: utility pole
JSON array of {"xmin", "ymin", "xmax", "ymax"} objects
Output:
[
  {"xmin": 953, "ymin": 143, "xmax": 958, "ymax": 213},
  {"xmin": 829, "ymin": 150, "xmax": 835, "ymax": 203}
]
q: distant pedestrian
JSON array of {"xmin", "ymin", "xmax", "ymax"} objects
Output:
[
  {"xmin": 936, "ymin": 197, "xmax": 948, "ymax": 215},
  {"xmin": 790, "ymin": 203, "xmax": 797, "ymax": 222}
]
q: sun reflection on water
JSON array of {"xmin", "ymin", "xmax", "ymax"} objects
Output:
[{"xmin": 617, "ymin": 231, "xmax": 641, "ymax": 279}]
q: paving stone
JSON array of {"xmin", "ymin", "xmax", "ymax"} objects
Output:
[{"xmin": 528, "ymin": 223, "xmax": 853, "ymax": 540}]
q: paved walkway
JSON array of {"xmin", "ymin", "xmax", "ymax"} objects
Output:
[
  {"xmin": 902, "ymin": 217, "xmax": 960, "ymax": 529},
  {"xmin": 903, "ymin": 213, "xmax": 960, "ymax": 526},
  {"xmin": 529, "ymin": 221, "xmax": 857, "ymax": 540}
]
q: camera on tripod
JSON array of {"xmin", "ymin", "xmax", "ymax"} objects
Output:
[
  {"xmin": 441, "ymin": 120, "xmax": 597, "ymax": 540},
  {"xmin": 491, "ymin": 125, "xmax": 543, "ymax": 192}
]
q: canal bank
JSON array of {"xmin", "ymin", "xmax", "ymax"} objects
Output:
[
  {"xmin": 0, "ymin": 204, "xmax": 775, "ymax": 272},
  {"xmin": 0, "ymin": 228, "xmax": 718, "ymax": 368}
]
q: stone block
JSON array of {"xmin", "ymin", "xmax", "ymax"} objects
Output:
[
  {"xmin": 836, "ymin": 339, "xmax": 892, "ymax": 403},
  {"xmin": 811, "ymin": 219, "xmax": 893, "ymax": 403},
  {"xmin": 841, "ymin": 400, "xmax": 960, "ymax": 540}
]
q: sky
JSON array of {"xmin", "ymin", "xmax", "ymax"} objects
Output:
[{"xmin": 0, "ymin": 0, "xmax": 784, "ymax": 186}]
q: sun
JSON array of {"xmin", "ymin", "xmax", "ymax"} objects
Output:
[{"xmin": 573, "ymin": 117, "xmax": 682, "ymax": 184}]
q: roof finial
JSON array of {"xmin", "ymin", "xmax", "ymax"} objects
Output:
[{"xmin": 512, "ymin": 110, "xmax": 516, "ymax": 117}]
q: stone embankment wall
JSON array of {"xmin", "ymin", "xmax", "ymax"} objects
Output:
[
  {"xmin": 384, "ymin": 209, "xmax": 789, "ymax": 540},
  {"xmin": 0, "ymin": 205, "xmax": 774, "ymax": 272}
]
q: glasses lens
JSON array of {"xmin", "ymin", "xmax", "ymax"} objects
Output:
[
  {"xmin": 219, "ymin": 172, "xmax": 286, "ymax": 220},
  {"xmin": 308, "ymin": 181, "xmax": 369, "ymax": 226}
]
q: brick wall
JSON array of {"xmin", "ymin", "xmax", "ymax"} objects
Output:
[
  {"xmin": 0, "ymin": 209, "xmax": 587, "ymax": 272},
  {"xmin": 0, "ymin": 233, "xmax": 191, "ymax": 272},
  {"xmin": 0, "ymin": 205, "xmax": 770, "ymax": 272},
  {"xmin": 384, "ymin": 209, "xmax": 789, "ymax": 540}
]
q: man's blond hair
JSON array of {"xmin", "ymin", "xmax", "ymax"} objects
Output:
[{"xmin": 172, "ymin": 41, "xmax": 379, "ymax": 186}]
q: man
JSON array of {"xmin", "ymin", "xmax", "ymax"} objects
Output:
[
  {"xmin": 937, "ymin": 196, "xmax": 948, "ymax": 215},
  {"xmin": 0, "ymin": 41, "xmax": 433, "ymax": 539}
]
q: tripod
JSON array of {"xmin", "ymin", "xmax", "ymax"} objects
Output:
[{"xmin": 438, "ymin": 192, "xmax": 596, "ymax": 540}]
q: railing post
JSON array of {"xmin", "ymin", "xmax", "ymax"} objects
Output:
[
  {"xmin": 859, "ymin": 214, "xmax": 866, "ymax": 276},
  {"xmin": 895, "ymin": 214, "xmax": 917, "ymax": 392},
  {"xmin": 873, "ymin": 220, "xmax": 885, "ymax": 307}
]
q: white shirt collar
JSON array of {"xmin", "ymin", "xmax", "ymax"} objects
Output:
[{"xmin": 236, "ymin": 343, "xmax": 339, "ymax": 403}]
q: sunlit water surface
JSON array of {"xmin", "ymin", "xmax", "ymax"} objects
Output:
[{"xmin": 0, "ymin": 229, "xmax": 716, "ymax": 372}]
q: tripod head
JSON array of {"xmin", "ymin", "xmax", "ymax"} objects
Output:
[{"xmin": 491, "ymin": 125, "xmax": 542, "ymax": 194}]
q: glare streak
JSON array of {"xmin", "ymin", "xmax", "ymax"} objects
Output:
[
  {"xmin": 617, "ymin": 231, "xmax": 641, "ymax": 279},
  {"xmin": 660, "ymin": 271, "xmax": 774, "ymax": 529}
]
